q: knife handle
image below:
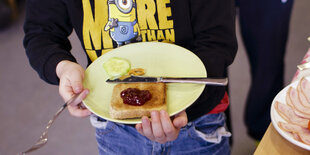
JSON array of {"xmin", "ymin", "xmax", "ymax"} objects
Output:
[{"xmin": 160, "ymin": 77, "xmax": 228, "ymax": 86}]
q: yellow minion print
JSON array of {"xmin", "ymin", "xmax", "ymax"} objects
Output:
[{"xmin": 104, "ymin": 0, "xmax": 141, "ymax": 46}]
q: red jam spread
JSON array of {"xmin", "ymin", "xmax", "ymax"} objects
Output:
[{"xmin": 120, "ymin": 88, "xmax": 152, "ymax": 106}]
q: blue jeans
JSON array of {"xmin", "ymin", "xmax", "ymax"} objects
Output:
[{"xmin": 90, "ymin": 113, "xmax": 231, "ymax": 155}]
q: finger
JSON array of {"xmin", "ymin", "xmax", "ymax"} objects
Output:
[
  {"xmin": 59, "ymin": 77, "xmax": 74, "ymax": 102},
  {"xmin": 67, "ymin": 89, "xmax": 90, "ymax": 117},
  {"xmin": 173, "ymin": 111, "xmax": 188, "ymax": 129},
  {"xmin": 70, "ymin": 70, "xmax": 84, "ymax": 94},
  {"xmin": 68, "ymin": 105, "xmax": 92, "ymax": 118},
  {"xmin": 160, "ymin": 110, "xmax": 177, "ymax": 139},
  {"xmin": 135, "ymin": 123, "xmax": 144, "ymax": 136},
  {"xmin": 141, "ymin": 116, "xmax": 155, "ymax": 140},
  {"xmin": 69, "ymin": 89, "xmax": 89, "ymax": 106},
  {"xmin": 151, "ymin": 111, "xmax": 166, "ymax": 143}
]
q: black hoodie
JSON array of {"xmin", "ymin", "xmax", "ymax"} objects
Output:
[{"xmin": 24, "ymin": 0, "xmax": 237, "ymax": 121}]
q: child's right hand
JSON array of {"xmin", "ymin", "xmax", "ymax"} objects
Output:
[{"xmin": 56, "ymin": 60, "xmax": 91, "ymax": 117}]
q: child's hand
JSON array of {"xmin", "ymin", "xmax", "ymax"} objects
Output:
[
  {"xmin": 135, "ymin": 110, "xmax": 188, "ymax": 144},
  {"xmin": 56, "ymin": 60, "xmax": 91, "ymax": 117}
]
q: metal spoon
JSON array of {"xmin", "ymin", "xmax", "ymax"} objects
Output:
[{"xmin": 18, "ymin": 92, "xmax": 84, "ymax": 154}]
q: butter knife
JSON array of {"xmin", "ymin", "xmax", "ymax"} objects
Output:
[{"xmin": 106, "ymin": 76, "xmax": 228, "ymax": 86}]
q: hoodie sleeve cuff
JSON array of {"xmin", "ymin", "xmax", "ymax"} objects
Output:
[{"xmin": 43, "ymin": 53, "xmax": 76, "ymax": 85}]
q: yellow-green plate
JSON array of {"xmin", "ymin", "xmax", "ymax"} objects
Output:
[{"xmin": 83, "ymin": 42, "xmax": 207, "ymax": 124}]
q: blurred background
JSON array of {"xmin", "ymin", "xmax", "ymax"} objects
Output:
[{"xmin": 0, "ymin": 0, "xmax": 310, "ymax": 154}]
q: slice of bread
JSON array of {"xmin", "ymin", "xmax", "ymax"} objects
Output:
[{"xmin": 110, "ymin": 82, "xmax": 166, "ymax": 119}]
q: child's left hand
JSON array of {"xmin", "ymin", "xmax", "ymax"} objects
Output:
[{"xmin": 136, "ymin": 110, "xmax": 188, "ymax": 144}]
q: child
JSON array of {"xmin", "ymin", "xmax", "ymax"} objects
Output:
[{"xmin": 24, "ymin": 0, "xmax": 237, "ymax": 154}]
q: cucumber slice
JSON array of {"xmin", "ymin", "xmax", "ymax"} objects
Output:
[{"xmin": 103, "ymin": 57, "xmax": 131, "ymax": 78}]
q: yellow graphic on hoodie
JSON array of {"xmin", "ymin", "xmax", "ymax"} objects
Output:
[
  {"xmin": 104, "ymin": 0, "xmax": 141, "ymax": 46},
  {"xmin": 82, "ymin": 0, "xmax": 175, "ymax": 61}
]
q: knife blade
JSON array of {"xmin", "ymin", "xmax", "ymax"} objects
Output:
[{"xmin": 106, "ymin": 76, "xmax": 228, "ymax": 86}]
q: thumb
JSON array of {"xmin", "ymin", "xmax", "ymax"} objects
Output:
[
  {"xmin": 69, "ymin": 89, "xmax": 89, "ymax": 106},
  {"xmin": 70, "ymin": 70, "xmax": 84, "ymax": 94},
  {"xmin": 173, "ymin": 111, "xmax": 188, "ymax": 129}
]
